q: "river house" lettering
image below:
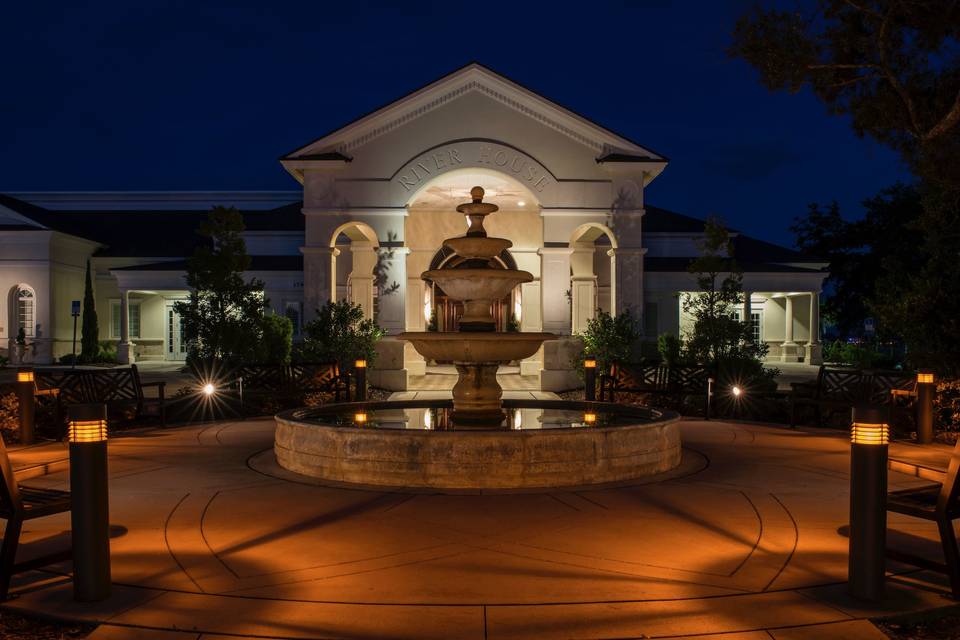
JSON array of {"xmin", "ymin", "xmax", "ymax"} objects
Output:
[{"xmin": 396, "ymin": 143, "xmax": 551, "ymax": 194}]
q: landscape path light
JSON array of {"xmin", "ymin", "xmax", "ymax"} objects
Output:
[
  {"xmin": 848, "ymin": 404, "xmax": 889, "ymax": 601},
  {"xmin": 68, "ymin": 403, "xmax": 111, "ymax": 602},
  {"xmin": 16, "ymin": 368, "xmax": 35, "ymax": 445},
  {"xmin": 583, "ymin": 355, "xmax": 597, "ymax": 401},
  {"xmin": 916, "ymin": 371, "xmax": 935, "ymax": 445},
  {"xmin": 354, "ymin": 359, "xmax": 367, "ymax": 402}
]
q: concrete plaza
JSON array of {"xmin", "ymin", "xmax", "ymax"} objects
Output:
[{"xmin": 2, "ymin": 417, "xmax": 956, "ymax": 639}]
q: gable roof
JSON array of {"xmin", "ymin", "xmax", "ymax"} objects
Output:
[{"xmin": 281, "ymin": 62, "xmax": 668, "ymax": 174}]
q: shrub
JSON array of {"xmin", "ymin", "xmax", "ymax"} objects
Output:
[
  {"xmin": 0, "ymin": 389, "xmax": 18, "ymax": 443},
  {"xmin": 936, "ymin": 379, "xmax": 960, "ymax": 435},
  {"xmin": 258, "ymin": 314, "xmax": 293, "ymax": 364},
  {"xmin": 657, "ymin": 333, "xmax": 682, "ymax": 368},
  {"xmin": 301, "ymin": 300, "xmax": 385, "ymax": 368},
  {"xmin": 577, "ymin": 310, "xmax": 641, "ymax": 373}
]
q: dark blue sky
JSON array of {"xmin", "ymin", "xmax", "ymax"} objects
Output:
[{"xmin": 1, "ymin": 1, "xmax": 910, "ymax": 246}]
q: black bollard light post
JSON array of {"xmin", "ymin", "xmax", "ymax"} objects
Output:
[
  {"xmin": 355, "ymin": 359, "xmax": 367, "ymax": 402},
  {"xmin": 16, "ymin": 369, "xmax": 35, "ymax": 445},
  {"xmin": 583, "ymin": 355, "xmax": 597, "ymax": 402},
  {"xmin": 67, "ymin": 403, "xmax": 111, "ymax": 602},
  {"xmin": 848, "ymin": 404, "xmax": 889, "ymax": 601},
  {"xmin": 916, "ymin": 371, "xmax": 935, "ymax": 445}
]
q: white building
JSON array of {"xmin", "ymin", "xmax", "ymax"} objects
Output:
[{"xmin": 0, "ymin": 63, "xmax": 826, "ymax": 385}]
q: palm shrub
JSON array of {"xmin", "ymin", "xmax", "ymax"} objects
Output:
[{"xmin": 301, "ymin": 300, "xmax": 385, "ymax": 368}]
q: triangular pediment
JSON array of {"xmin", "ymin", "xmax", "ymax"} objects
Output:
[{"xmin": 282, "ymin": 63, "xmax": 666, "ymax": 166}]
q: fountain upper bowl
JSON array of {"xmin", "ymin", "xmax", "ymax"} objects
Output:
[{"xmin": 422, "ymin": 268, "xmax": 533, "ymax": 302}]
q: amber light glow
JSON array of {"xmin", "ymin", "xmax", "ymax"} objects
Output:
[
  {"xmin": 583, "ymin": 358, "xmax": 597, "ymax": 369},
  {"xmin": 355, "ymin": 359, "xmax": 367, "ymax": 369},
  {"xmin": 583, "ymin": 412, "xmax": 597, "ymax": 424},
  {"xmin": 917, "ymin": 372, "xmax": 934, "ymax": 384},
  {"xmin": 17, "ymin": 371, "xmax": 34, "ymax": 383},
  {"xmin": 851, "ymin": 422, "xmax": 889, "ymax": 446},
  {"xmin": 68, "ymin": 419, "xmax": 108, "ymax": 443},
  {"xmin": 354, "ymin": 412, "xmax": 368, "ymax": 424}
]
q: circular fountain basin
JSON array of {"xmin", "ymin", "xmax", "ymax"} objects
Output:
[{"xmin": 274, "ymin": 400, "xmax": 681, "ymax": 490}]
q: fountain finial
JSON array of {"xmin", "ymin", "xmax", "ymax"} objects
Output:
[{"xmin": 471, "ymin": 186, "xmax": 485, "ymax": 202}]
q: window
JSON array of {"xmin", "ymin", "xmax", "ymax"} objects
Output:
[
  {"xmin": 111, "ymin": 300, "xmax": 141, "ymax": 339},
  {"xmin": 284, "ymin": 301, "xmax": 302, "ymax": 336},
  {"xmin": 732, "ymin": 308, "xmax": 762, "ymax": 342},
  {"xmin": 16, "ymin": 287, "xmax": 34, "ymax": 337}
]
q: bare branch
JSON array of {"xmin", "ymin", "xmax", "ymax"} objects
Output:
[
  {"xmin": 922, "ymin": 89, "xmax": 960, "ymax": 143},
  {"xmin": 842, "ymin": 0, "xmax": 883, "ymax": 20}
]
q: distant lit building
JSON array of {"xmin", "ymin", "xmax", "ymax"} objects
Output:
[{"xmin": 0, "ymin": 64, "xmax": 826, "ymax": 383}]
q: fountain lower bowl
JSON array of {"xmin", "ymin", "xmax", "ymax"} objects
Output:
[{"xmin": 274, "ymin": 399, "xmax": 682, "ymax": 490}]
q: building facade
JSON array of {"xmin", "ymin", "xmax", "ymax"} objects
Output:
[{"xmin": 0, "ymin": 64, "xmax": 827, "ymax": 384}]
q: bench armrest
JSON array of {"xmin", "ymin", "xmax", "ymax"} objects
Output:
[
  {"xmin": 789, "ymin": 381, "xmax": 817, "ymax": 397},
  {"xmin": 140, "ymin": 380, "xmax": 166, "ymax": 401}
]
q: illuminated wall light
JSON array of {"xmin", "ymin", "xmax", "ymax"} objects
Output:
[
  {"xmin": 851, "ymin": 422, "xmax": 889, "ymax": 446},
  {"xmin": 68, "ymin": 419, "xmax": 108, "ymax": 443},
  {"xmin": 517, "ymin": 200, "xmax": 525, "ymax": 207}
]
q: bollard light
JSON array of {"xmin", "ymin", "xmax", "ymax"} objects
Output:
[
  {"xmin": 583, "ymin": 411, "xmax": 597, "ymax": 425},
  {"xmin": 731, "ymin": 385, "xmax": 743, "ymax": 398},
  {"xmin": 68, "ymin": 418, "xmax": 108, "ymax": 443},
  {"xmin": 916, "ymin": 371, "xmax": 935, "ymax": 444},
  {"xmin": 16, "ymin": 368, "xmax": 36, "ymax": 445},
  {"xmin": 201, "ymin": 382, "xmax": 216, "ymax": 397},
  {"xmin": 67, "ymin": 403, "xmax": 111, "ymax": 602},
  {"xmin": 583, "ymin": 355, "xmax": 597, "ymax": 402},
  {"xmin": 354, "ymin": 411, "xmax": 368, "ymax": 425},
  {"xmin": 354, "ymin": 359, "xmax": 367, "ymax": 401},
  {"xmin": 355, "ymin": 359, "xmax": 367, "ymax": 369},
  {"xmin": 706, "ymin": 377, "xmax": 714, "ymax": 421},
  {"xmin": 848, "ymin": 404, "xmax": 889, "ymax": 601}
]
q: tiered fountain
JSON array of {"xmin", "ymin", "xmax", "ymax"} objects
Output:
[
  {"xmin": 399, "ymin": 186, "xmax": 556, "ymax": 426},
  {"xmin": 272, "ymin": 186, "xmax": 683, "ymax": 490}
]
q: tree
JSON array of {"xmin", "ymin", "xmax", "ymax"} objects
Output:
[
  {"xmin": 174, "ymin": 207, "xmax": 268, "ymax": 365},
  {"xmin": 257, "ymin": 314, "xmax": 293, "ymax": 365},
  {"xmin": 79, "ymin": 260, "xmax": 99, "ymax": 363},
  {"xmin": 301, "ymin": 300, "xmax": 385, "ymax": 368},
  {"xmin": 683, "ymin": 218, "xmax": 766, "ymax": 365},
  {"xmin": 578, "ymin": 310, "xmax": 641, "ymax": 373},
  {"xmin": 730, "ymin": 1, "xmax": 960, "ymax": 189},
  {"xmin": 792, "ymin": 183, "xmax": 924, "ymax": 337}
]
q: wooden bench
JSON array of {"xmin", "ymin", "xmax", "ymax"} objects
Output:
[
  {"xmin": 229, "ymin": 362, "xmax": 350, "ymax": 405},
  {"xmin": 887, "ymin": 437, "xmax": 960, "ymax": 598},
  {"xmin": 0, "ymin": 438, "xmax": 71, "ymax": 600},
  {"xmin": 790, "ymin": 366, "xmax": 916, "ymax": 428},
  {"xmin": 600, "ymin": 362, "xmax": 712, "ymax": 413},
  {"xmin": 35, "ymin": 365, "xmax": 166, "ymax": 427}
]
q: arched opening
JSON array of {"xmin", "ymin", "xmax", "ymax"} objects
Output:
[
  {"xmin": 569, "ymin": 223, "xmax": 618, "ymax": 333},
  {"xmin": 405, "ymin": 168, "xmax": 542, "ymax": 336},
  {"xmin": 329, "ymin": 221, "xmax": 379, "ymax": 320}
]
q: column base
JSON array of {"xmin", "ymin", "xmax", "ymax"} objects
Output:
[
  {"xmin": 780, "ymin": 342, "xmax": 798, "ymax": 363},
  {"xmin": 804, "ymin": 343, "xmax": 822, "ymax": 365},
  {"xmin": 118, "ymin": 342, "xmax": 136, "ymax": 365}
]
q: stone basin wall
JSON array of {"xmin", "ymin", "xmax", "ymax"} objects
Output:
[{"xmin": 274, "ymin": 414, "xmax": 682, "ymax": 490}]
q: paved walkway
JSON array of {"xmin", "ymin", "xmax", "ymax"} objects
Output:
[{"xmin": 2, "ymin": 419, "xmax": 956, "ymax": 639}]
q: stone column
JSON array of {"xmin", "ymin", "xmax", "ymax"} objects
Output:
[
  {"xmin": 805, "ymin": 291, "xmax": 821, "ymax": 365},
  {"xmin": 349, "ymin": 243, "xmax": 377, "ymax": 321},
  {"xmin": 117, "ymin": 290, "xmax": 135, "ymax": 364},
  {"xmin": 614, "ymin": 248, "xmax": 645, "ymax": 317},
  {"xmin": 781, "ymin": 295, "xmax": 796, "ymax": 363},
  {"xmin": 539, "ymin": 248, "xmax": 573, "ymax": 335}
]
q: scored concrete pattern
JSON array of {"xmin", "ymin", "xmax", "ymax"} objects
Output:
[{"xmin": 3, "ymin": 418, "xmax": 955, "ymax": 639}]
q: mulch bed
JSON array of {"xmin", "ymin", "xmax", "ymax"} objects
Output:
[
  {"xmin": 876, "ymin": 606, "xmax": 960, "ymax": 639},
  {"xmin": 0, "ymin": 610, "xmax": 94, "ymax": 639}
]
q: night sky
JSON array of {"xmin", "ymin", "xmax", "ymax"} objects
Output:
[{"xmin": 1, "ymin": 1, "xmax": 911, "ymax": 247}]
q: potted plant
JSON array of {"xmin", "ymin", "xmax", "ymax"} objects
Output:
[{"xmin": 14, "ymin": 328, "xmax": 27, "ymax": 364}]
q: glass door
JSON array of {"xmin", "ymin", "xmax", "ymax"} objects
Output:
[{"xmin": 166, "ymin": 306, "xmax": 188, "ymax": 360}]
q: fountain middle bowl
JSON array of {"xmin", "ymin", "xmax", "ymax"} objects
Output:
[
  {"xmin": 421, "ymin": 268, "xmax": 532, "ymax": 303},
  {"xmin": 398, "ymin": 330, "xmax": 555, "ymax": 362}
]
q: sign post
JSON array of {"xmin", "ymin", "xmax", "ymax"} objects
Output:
[{"xmin": 71, "ymin": 300, "xmax": 81, "ymax": 368}]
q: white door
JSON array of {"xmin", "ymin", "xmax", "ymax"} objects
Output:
[{"xmin": 166, "ymin": 306, "xmax": 188, "ymax": 360}]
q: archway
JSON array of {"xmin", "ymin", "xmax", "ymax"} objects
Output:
[
  {"xmin": 425, "ymin": 247, "xmax": 519, "ymax": 332},
  {"xmin": 569, "ymin": 223, "xmax": 618, "ymax": 333},
  {"xmin": 329, "ymin": 221, "xmax": 379, "ymax": 320}
]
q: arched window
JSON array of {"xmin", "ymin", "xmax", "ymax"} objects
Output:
[{"xmin": 15, "ymin": 286, "xmax": 35, "ymax": 337}]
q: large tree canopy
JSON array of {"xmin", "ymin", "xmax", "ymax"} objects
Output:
[{"xmin": 730, "ymin": 0, "xmax": 960, "ymax": 188}]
